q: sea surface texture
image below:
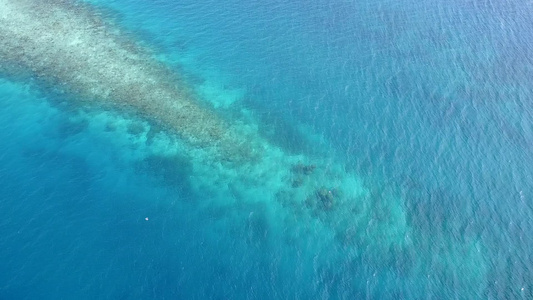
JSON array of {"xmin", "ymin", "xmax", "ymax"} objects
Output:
[{"xmin": 0, "ymin": 0, "xmax": 531, "ymax": 299}]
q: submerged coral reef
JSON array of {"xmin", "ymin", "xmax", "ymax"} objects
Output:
[{"xmin": 0, "ymin": 0, "xmax": 407, "ymax": 247}]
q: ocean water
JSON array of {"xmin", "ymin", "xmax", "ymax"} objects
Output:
[{"xmin": 0, "ymin": 0, "xmax": 531, "ymax": 299}]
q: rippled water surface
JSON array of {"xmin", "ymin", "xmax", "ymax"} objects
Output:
[{"xmin": 0, "ymin": 0, "xmax": 531, "ymax": 299}]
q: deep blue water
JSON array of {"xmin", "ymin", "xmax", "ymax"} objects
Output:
[{"xmin": 1, "ymin": 0, "xmax": 532, "ymax": 299}]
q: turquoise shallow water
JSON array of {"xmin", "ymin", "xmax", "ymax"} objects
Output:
[{"xmin": 0, "ymin": 0, "xmax": 532, "ymax": 299}]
